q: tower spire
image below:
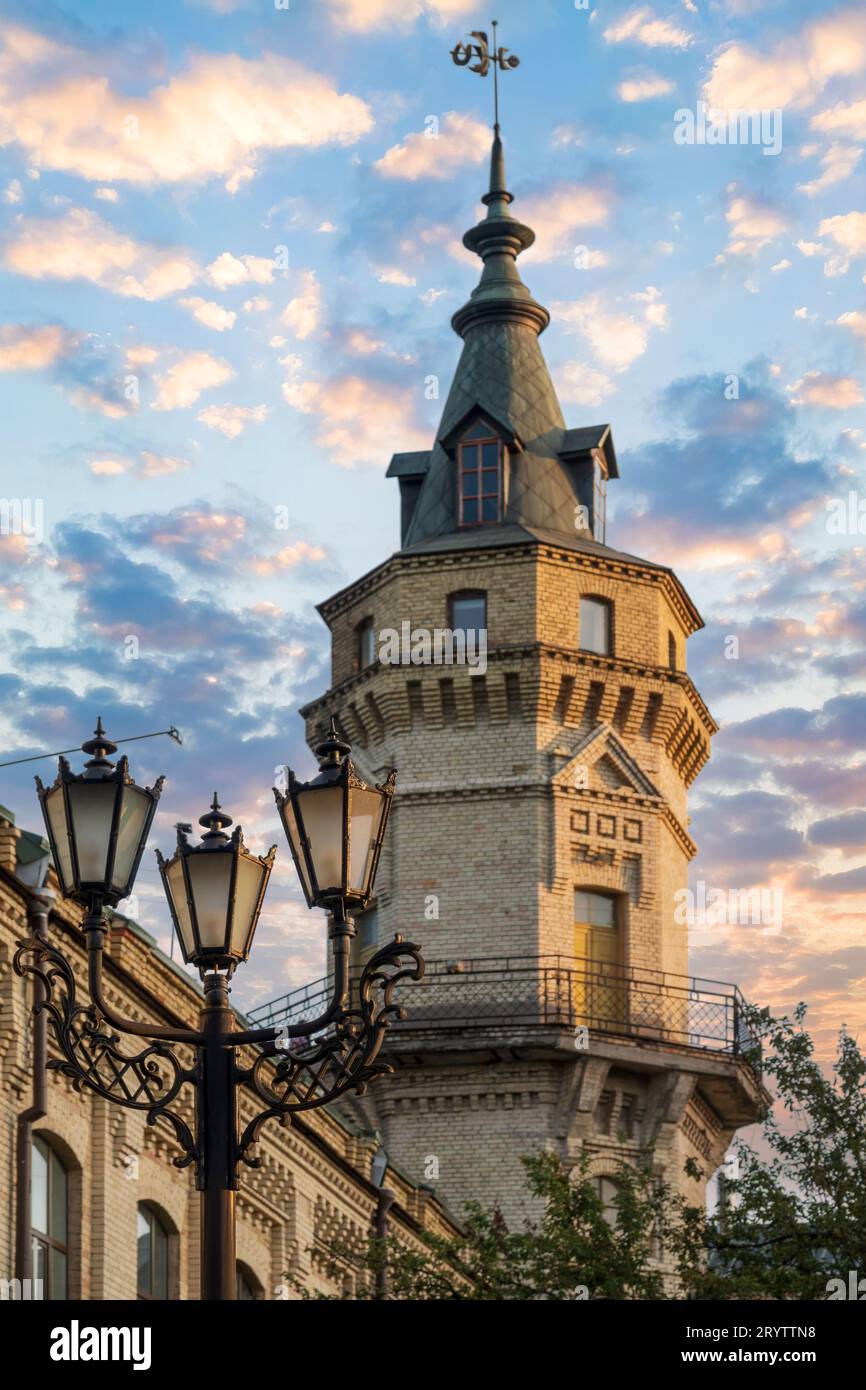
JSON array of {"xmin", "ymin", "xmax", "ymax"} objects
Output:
[
  {"xmin": 452, "ymin": 122, "xmax": 549, "ymax": 341},
  {"xmin": 449, "ymin": 25, "xmax": 546, "ymax": 339}
]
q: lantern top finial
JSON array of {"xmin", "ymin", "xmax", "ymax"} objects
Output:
[
  {"xmin": 198, "ymin": 793, "xmax": 233, "ymax": 844},
  {"xmin": 315, "ymin": 717, "xmax": 351, "ymax": 769},
  {"xmin": 81, "ymin": 717, "xmax": 118, "ymax": 776}
]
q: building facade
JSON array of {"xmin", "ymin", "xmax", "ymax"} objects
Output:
[
  {"xmin": 280, "ymin": 130, "xmax": 766, "ymax": 1225},
  {"xmin": 0, "ymin": 805, "xmax": 459, "ymax": 1300}
]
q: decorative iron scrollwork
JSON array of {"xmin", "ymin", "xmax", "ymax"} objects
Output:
[
  {"xmin": 236, "ymin": 936, "xmax": 423, "ymax": 1167},
  {"xmin": 14, "ymin": 935, "xmax": 197, "ymax": 1170}
]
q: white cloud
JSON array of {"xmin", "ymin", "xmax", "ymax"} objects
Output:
[
  {"xmin": 787, "ymin": 371, "xmax": 864, "ymax": 408},
  {"xmin": 346, "ymin": 329, "xmax": 384, "ymax": 356},
  {"xmin": 551, "ymin": 124, "xmax": 584, "ymax": 149},
  {"xmin": 552, "ymin": 287, "xmax": 668, "ymax": 372},
  {"xmin": 604, "ymin": 7, "xmax": 692, "ymax": 49},
  {"xmin": 717, "ymin": 192, "xmax": 787, "ymax": 259},
  {"xmin": 798, "ymin": 144, "xmax": 862, "ymax": 197},
  {"xmin": 704, "ymin": 9, "xmax": 866, "ymax": 112},
  {"xmin": 3, "ymin": 207, "xmax": 198, "ymax": 298},
  {"xmin": 519, "ymin": 183, "xmax": 611, "ymax": 262},
  {"xmin": 374, "ymin": 266, "xmax": 417, "ymax": 286},
  {"xmin": 0, "ymin": 27, "xmax": 373, "ymax": 190},
  {"xmin": 89, "ymin": 450, "xmax": 191, "ymax": 477},
  {"xmin": 3, "ymin": 178, "xmax": 22, "ymax": 203},
  {"xmin": 771, "ymin": 258, "xmax": 792, "ymax": 271},
  {"xmin": 281, "ymin": 270, "xmax": 322, "ymax": 339},
  {"xmin": 89, "ymin": 456, "xmax": 129, "ymax": 476},
  {"xmin": 250, "ymin": 540, "xmax": 327, "ymax": 575},
  {"xmin": 634, "ymin": 284, "xmax": 669, "ymax": 328},
  {"xmin": 0, "ymin": 322, "xmax": 74, "ymax": 370},
  {"xmin": 374, "ymin": 112, "xmax": 489, "ymax": 180},
  {"xmin": 139, "ymin": 451, "xmax": 192, "ymax": 478},
  {"xmin": 796, "ymin": 239, "xmax": 826, "ymax": 257},
  {"xmin": 556, "ymin": 361, "xmax": 617, "ymax": 408},
  {"xmin": 834, "ymin": 309, "xmax": 866, "ymax": 341},
  {"xmin": 206, "ymin": 252, "xmax": 275, "ymax": 289},
  {"xmin": 197, "ymin": 403, "xmax": 269, "ymax": 438},
  {"xmin": 94, "ymin": 186, "xmax": 118, "ymax": 202},
  {"xmin": 617, "ymin": 72, "xmax": 675, "ymax": 102},
  {"xmin": 151, "ymin": 351, "xmax": 235, "ymax": 411},
  {"xmin": 817, "ymin": 211, "xmax": 866, "ymax": 273},
  {"xmin": 282, "ymin": 366, "xmax": 428, "ymax": 467},
  {"xmin": 812, "ymin": 99, "xmax": 866, "ymax": 141},
  {"xmin": 242, "ymin": 296, "xmax": 271, "ymax": 313},
  {"xmin": 179, "ymin": 297, "xmax": 237, "ymax": 331},
  {"xmin": 322, "ymin": 0, "xmax": 475, "ymax": 31}
]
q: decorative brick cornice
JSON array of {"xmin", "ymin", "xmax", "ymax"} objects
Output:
[{"xmin": 316, "ymin": 538, "xmax": 703, "ymax": 635}]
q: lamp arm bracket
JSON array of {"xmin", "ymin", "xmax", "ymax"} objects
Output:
[
  {"xmin": 13, "ymin": 935, "xmax": 198, "ymax": 1171},
  {"xmin": 235, "ymin": 936, "xmax": 424, "ymax": 1168},
  {"xmin": 85, "ymin": 919, "xmax": 206, "ymax": 1045}
]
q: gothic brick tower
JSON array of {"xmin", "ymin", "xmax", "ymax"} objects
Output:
[{"xmin": 297, "ymin": 129, "xmax": 765, "ymax": 1223}]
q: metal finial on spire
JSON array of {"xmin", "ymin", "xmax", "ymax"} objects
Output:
[{"xmin": 450, "ymin": 19, "xmax": 520, "ymax": 133}]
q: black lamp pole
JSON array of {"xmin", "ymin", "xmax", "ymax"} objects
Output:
[{"xmin": 14, "ymin": 720, "xmax": 424, "ymax": 1301}]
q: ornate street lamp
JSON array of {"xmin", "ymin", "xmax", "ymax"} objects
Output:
[
  {"xmin": 157, "ymin": 795, "xmax": 274, "ymax": 975},
  {"xmin": 274, "ymin": 718, "xmax": 395, "ymax": 917},
  {"xmin": 36, "ymin": 719, "xmax": 162, "ymax": 909},
  {"xmin": 15, "ymin": 719, "xmax": 423, "ymax": 1301}
]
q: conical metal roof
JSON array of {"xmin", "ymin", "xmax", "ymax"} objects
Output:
[{"xmin": 402, "ymin": 126, "xmax": 598, "ymax": 551}]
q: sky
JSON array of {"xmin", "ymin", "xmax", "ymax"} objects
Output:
[{"xmin": 0, "ymin": 0, "xmax": 864, "ymax": 1054}]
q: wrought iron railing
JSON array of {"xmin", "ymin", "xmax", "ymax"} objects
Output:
[{"xmin": 247, "ymin": 955, "xmax": 761, "ymax": 1069}]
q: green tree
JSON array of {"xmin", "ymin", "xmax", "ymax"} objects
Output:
[
  {"xmin": 673, "ymin": 1003, "xmax": 866, "ymax": 1300},
  {"xmin": 293, "ymin": 1006, "xmax": 866, "ymax": 1300},
  {"xmin": 299, "ymin": 1154, "xmax": 678, "ymax": 1301}
]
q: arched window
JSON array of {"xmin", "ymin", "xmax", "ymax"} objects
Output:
[
  {"xmin": 236, "ymin": 1263, "xmax": 264, "ymax": 1301},
  {"xmin": 137, "ymin": 1204, "xmax": 169, "ymax": 1300},
  {"xmin": 579, "ymin": 597, "xmax": 612, "ymax": 656},
  {"xmin": 668, "ymin": 630, "xmax": 677, "ymax": 671},
  {"xmin": 449, "ymin": 590, "xmax": 487, "ymax": 639},
  {"xmin": 355, "ymin": 617, "xmax": 376, "ymax": 672},
  {"xmin": 31, "ymin": 1135, "xmax": 68, "ymax": 1300},
  {"xmin": 459, "ymin": 427, "xmax": 502, "ymax": 526}
]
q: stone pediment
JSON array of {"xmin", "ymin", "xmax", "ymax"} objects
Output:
[{"xmin": 552, "ymin": 723, "xmax": 661, "ymax": 800}]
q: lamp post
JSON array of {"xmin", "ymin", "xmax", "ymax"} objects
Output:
[{"xmin": 14, "ymin": 718, "xmax": 423, "ymax": 1301}]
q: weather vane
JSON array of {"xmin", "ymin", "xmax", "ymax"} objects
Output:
[{"xmin": 451, "ymin": 19, "xmax": 520, "ymax": 131}]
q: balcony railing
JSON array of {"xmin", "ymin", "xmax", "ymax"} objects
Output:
[{"xmin": 247, "ymin": 955, "xmax": 761, "ymax": 1069}]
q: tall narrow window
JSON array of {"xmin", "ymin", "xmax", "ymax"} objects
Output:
[
  {"xmin": 356, "ymin": 617, "xmax": 376, "ymax": 672},
  {"xmin": 592, "ymin": 1175, "xmax": 620, "ymax": 1228},
  {"xmin": 449, "ymin": 590, "xmax": 487, "ymax": 639},
  {"xmin": 137, "ymin": 1204, "xmax": 169, "ymax": 1300},
  {"xmin": 592, "ymin": 452, "xmax": 608, "ymax": 543},
  {"xmin": 668, "ymin": 631, "xmax": 677, "ymax": 671},
  {"xmin": 579, "ymin": 597, "xmax": 612, "ymax": 656},
  {"xmin": 31, "ymin": 1136, "xmax": 68, "ymax": 1300},
  {"xmin": 459, "ymin": 436, "xmax": 501, "ymax": 526}
]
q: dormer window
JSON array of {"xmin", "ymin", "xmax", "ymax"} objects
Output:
[{"xmin": 459, "ymin": 427, "xmax": 502, "ymax": 527}]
